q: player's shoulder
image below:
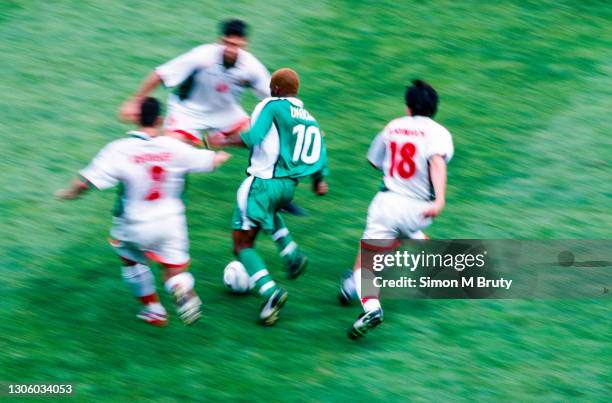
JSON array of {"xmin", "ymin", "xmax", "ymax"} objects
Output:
[
  {"xmin": 237, "ymin": 48, "xmax": 266, "ymax": 68},
  {"xmin": 191, "ymin": 43, "xmax": 222, "ymax": 55},
  {"xmin": 422, "ymin": 117, "xmax": 452, "ymax": 139},
  {"xmin": 253, "ymin": 96, "xmax": 286, "ymax": 112},
  {"xmin": 153, "ymin": 134, "xmax": 193, "ymax": 152},
  {"xmin": 103, "ymin": 135, "xmax": 139, "ymax": 152}
]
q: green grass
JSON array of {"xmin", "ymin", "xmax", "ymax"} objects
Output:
[{"xmin": 1, "ymin": 0, "xmax": 611, "ymax": 401}]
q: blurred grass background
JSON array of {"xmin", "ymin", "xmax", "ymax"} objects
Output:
[{"xmin": 1, "ymin": 0, "xmax": 610, "ymax": 400}]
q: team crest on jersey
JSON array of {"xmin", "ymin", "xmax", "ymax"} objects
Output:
[{"xmin": 215, "ymin": 82, "xmax": 230, "ymax": 93}]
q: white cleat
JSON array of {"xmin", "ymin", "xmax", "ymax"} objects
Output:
[
  {"xmin": 172, "ymin": 286, "xmax": 202, "ymax": 325},
  {"xmin": 137, "ymin": 307, "xmax": 168, "ymax": 327}
]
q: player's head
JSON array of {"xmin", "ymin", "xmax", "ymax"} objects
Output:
[
  {"xmin": 139, "ymin": 97, "xmax": 162, "ymax": 128},
  {"xmin": 405, "ymin": 79, "xmax": 438, "ymax": 117},
  {"xmin": 270, "ymin": 68, "xmax": 300, "ymax": 97},
  {"xmin": 220, "ymin": 19, "xmax": 248, "ymax": 68}
]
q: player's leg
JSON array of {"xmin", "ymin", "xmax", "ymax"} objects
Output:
[
  {"xmin": 345, "ymin": 192, "xmax": 398, "ymax": 339},
  {"xmin": 232, "ymin": 177, "xmax": 290, "ymax": 325},
  {"xmin": 339, "ymin": 230, "xmax": 428, "ymax": 305},
  {"xmin": 163, "ymin": 95, "xmax": 205, "ymax": 147},
  {"xmin": 271, "ymin": 213, "xmax": 307, "ymax": 279},
  {"xmin": 232, "ymin": 229, "xmax": 288, "ymax": 326},
  {"xmin": 109, "ymin": 231, "xmax": 168, "ymax": 327},
  {"xmin": 146, "ymin": 214, "xmax": 201, "ymax": 325},
  {"xmin": 160, "ymin": 261, "xmax": 201, "ymax": 325},
  {"xmin": 208, "ymin": 105, "xmax": 250, "ymax": 138}
]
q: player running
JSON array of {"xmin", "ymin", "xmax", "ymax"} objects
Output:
[
  {"xmin": 208, "ymin": 68, "xmax": 328, "ymax": 325},
  {"xmin": 342, "ymin": 80, "xmax": 454, "ymax": 339},
  {"xmin": 56, "ymin": 98, "xmax": 231, "ymax": 327},
  {"xmin": 119, "ymin": 19, "xmax": 270, "ymax": 146}
]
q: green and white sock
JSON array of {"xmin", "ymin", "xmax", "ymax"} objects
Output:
[
  {"xmin": 272, "ymin": 215, "xmax": 300, "ymax": 265},
  {"xmin": 238, "ymin": 248, "xmax": 278, "ymax": 298}
]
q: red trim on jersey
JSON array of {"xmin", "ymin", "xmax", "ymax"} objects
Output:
[
  {"xmin": 173, "ymin": 130, "xmax": 203, "ymax": 146},
  {"xmin": 145, "ymin": 251, "xmax": 190, "ymax": 269}
]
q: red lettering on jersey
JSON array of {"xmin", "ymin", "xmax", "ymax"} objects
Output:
[
  {"xmin": 389, "ymin": 128, "xmax": 425, "ymax": 137},
  {"xmin": 132, "ymin": 152, "xmax": 172, "ymax": 164},
  {"xmin": 216, "ymin": 82, "xmax": 229, "ymax": 93}
]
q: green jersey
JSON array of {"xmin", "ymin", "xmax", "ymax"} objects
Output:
[{"xmin": 240, "ymin": 97, "xmax": 328, "ymax": 179}]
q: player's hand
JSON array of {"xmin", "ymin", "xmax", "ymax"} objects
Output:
[
  {"xmin": 213, "ymin": 151, "xmax": 232, "ymax": 168},
  {"xmin": 54, "ymin": 188, "xmax": 80, "ymax": 200},
  {"xmin": 207, "ymin": 132, "xmax": 226, "ymax": 148},
  {"xmin": 422, "ymin": 199, "xmax": 445, "ymax": 218},
  {"xmin": 119, "ymin": 98, "xmax": 141, "ymax": 123},
  {"xmin": 313, "ymin": 179, "xmax": 328, "ymax": 196}
]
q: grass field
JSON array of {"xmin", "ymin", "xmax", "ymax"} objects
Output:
[{"xmin": 1, "ymin": 0, "xmax": 611, "ymax": 401}]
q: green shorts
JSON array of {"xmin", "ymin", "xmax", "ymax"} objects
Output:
[{"xmin": 232, "ymin": 176, "xmax": 297, "ymax": 233}]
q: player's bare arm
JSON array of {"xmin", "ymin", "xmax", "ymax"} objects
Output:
[
  {"xmin": 55, "ymin": 178, "xmax": 91, "ymax": 200},
  {"xmin": 423, "ymin": 154, "xmax": 447, "ymax": 218},
  {"xmin": 119, "ymin": 71, "xmax": 163, "ymax": 123},
  {"xmin": 207, "ymin": 132, "xmax": 245, "ymax": 148}
]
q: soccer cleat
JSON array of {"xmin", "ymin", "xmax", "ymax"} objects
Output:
[
  {"xmin": 348, "ymin": 308, "xmax": 384, "ymax": 340},
  {"xmin": 171, "ymin": 286, "xmax": 202, "ymax": 325},
  {"xmin": 338, "ymin": 271, "xmax": 356, "ymax": 305},
  {"xmin": 137, "ymin": 307, "xmax": 168, "ymax": 327},
  {"xmin": 286, "ymin": 252, "xmax": 308, "ymax": 280},
  {"xmin": 259, "ymin": 288, "xmax": 288, "ymax": 326}
]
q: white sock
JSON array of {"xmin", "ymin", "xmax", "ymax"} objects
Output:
[
  {"xmin": 164, "ymin": 272, "xmax": 195, "ymax": 294},
  {"xmin": 362, "ymin": 297, "xmax": 382, "ymax": 313},
  {"xmin": 122, "ymin": 264, "xmax": 155, "ymax": 297}
]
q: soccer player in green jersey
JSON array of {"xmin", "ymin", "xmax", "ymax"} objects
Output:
[{"xmin": 209, "ymin": 68, "xmax": 328, "ymax": 325}]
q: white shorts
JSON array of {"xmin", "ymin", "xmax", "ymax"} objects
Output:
[
  {"xmin": 109, "ymin": 215, "xmax": 189, "ymax": 266},
  {"xmin": 362, "ymin": 191, "xmax": 433, "ymax": 240},
  {"xmin": 164, "ymin": 95, "xmax": 249, "ymax": 144}
]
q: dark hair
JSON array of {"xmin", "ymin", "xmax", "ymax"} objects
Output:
[
  {"xmin": 139, "ymin": 97, "xmax": 161, "ymax": 127},
  {"xmin": 221, "ymin": 19, "xmax": 248, "ymax": 37},
  {"xmin": 405, "ymin": 79, "xmax": 438, "ymax": 117}
]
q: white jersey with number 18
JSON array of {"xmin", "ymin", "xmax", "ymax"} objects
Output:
[{"xmin": 367, "ymin": 116, "xmax": 453, "ymax": 201}]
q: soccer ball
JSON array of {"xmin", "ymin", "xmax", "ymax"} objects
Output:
[{"xmin": 223, "ymin": 261, "xmax": 250, "ymax": 294}]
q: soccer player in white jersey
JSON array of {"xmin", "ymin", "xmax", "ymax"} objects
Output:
[
  {"xmin": 119, "ymin": 19, "xmax": 270, "ymax": 146},
  {"xmin": 344, "ymin": 80, "xmax": 454, "ymax": 339},
  {"xmin": 56, "ymin": 98, "xmax": 231, "ymax": 327}
]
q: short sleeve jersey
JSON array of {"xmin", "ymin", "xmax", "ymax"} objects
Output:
[
  {"xmin": 240, "ymin": 97, "xmax": 328, "ymax": 180},
  {"xmin": 79, "ymin": 131, "xmax": 216, "ymax": 222},
  {"xmin": 367, "ymin": 116, "xmax": 453, "ymax": 201},
  {"xmin": 155, "ymin": 44, "xmax": 270, "ymax": 113}
]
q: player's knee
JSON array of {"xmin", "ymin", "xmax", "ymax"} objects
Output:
[
  {"xmin": 162, "ymin": 262, "xmax": 190, "ymax": 280},
  {"xmin": 232, "ymin": 230, "xmax": 255, "ymax": 255}
]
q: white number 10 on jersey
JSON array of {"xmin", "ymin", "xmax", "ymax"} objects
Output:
[{"xmin": 292, "ymin": 124, "xmax": 322, "ymax": 164}]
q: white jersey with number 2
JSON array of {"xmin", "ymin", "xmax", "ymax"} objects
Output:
[
  {"xmin": 79, "ymin": 131, "xmax": 216, "ymax": 223},
  {"xmin": 367, "ymin": 115, "xmax": 454, "ymax": 201}
]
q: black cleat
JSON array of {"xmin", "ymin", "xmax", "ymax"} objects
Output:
[
  {"xmin": 286, "ymin": 253, "xmax": 308, "ymax": 280},
  {"xmin": 348, "ymin": 308, "xmax": 384, "ymax": 340},
  {"xmin": 259, "ymin": 288, "xmax": 289, "ymax": 326}
]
